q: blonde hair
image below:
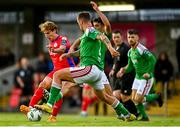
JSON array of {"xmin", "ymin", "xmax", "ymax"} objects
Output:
[{"xmin": 39, "ymin": 21, "xmax": 58, "ymax": 32}]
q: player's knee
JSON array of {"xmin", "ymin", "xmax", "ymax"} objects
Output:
[
  {"xmin": 39, "ymin": 81, "xmax": 50, "ymax": 89},
  {"xmin": 121, "ymin": 94, "xmax": 130, "ymax": 102},
  {"xmin": 97, "ymin": 93, "xmax": 107, "ymax": 103},
  {"xmin": 103, "ymin": 93, "xmax": 114, "ymax": 105},
  {"xmin": 53, "ymin": 71, "xmax": 60, "ymax": 79},
  {"xmin": 39, "ymin": 81, "xmax": 48, "ymax": 89},
  {"xmin": 113, "ymin": 92, "xmax": 121, "ymax": 100}
]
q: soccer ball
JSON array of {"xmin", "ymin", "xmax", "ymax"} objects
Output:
[{"xmin": 27, "ymin": 108, "xmax": 42, "ymax": 121}]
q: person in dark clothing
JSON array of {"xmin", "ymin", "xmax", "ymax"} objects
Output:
[
  {"xmin": 14, "ymin": 57, "xmax": 34, "ymax": 106},
  {"xmin": 36, "ymin": 52, "xmax": 50, "ymax": 75},
  {"xmin": 109, "ymin": 30, "xmax": 138, "ymax": 117},
  {"xmin": 34, "ymin": 52, "xmax": 50, "ymax": 88},
  {"xmin": 155, "ymin": 51, "xmax": 174, "ymax": 96}
]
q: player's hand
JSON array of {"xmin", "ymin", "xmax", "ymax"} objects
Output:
[
  {"xmin": 90, "ymin": 1, "xmax": 99, "ymax": 11},
  {"xmin": 69, "ymin": 47, "xmax": 75, "ymax": 53},
  {"xmin": 109, "ymin": 69, "xmax": 114, "ymax": 77},
  {"xmin": 109, "ymin": 47, "xmax": 120, "ymax": 57},
  {"xmin": 116, "ymin": 67, "xmax": 125, "ymax": 78},
  {"xmin": 143, "ymin": 73, "xmax": 150, "ymax": 79},
  {"xmin": 60, "ymin": 53, "xmax": 70, "ymax": 61}
]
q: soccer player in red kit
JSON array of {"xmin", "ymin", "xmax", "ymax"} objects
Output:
[{"xmin": 20, "ymin": 21, "xmax": 75, "ymax": 122}]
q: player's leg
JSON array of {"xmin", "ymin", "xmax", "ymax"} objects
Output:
[
  {"xmin": 113, "ymin": 90, "xmax": 121, "ymax": 100},
  {"xmin": 80, "ymin": 84, "xmax": 96, "ymax": 117},
  {"xmin": 143, "ymin": 78, "xmax": 163, "ymax": 107},
  {"xmin": 133, "ymin": 78, "xmax": 153, "ymax": 121},
  {"xmin": 48, "ymin": 82, "xmax": 76, "ymax": 122},
  {"xmin": 91, "ymin": 71, "xmax": 136, "ymax": 121},
  {"xmin": 93, "ymin": 87, "xmax": 136, "ymax": 121},
  {"xmin": 111, "ymin": 79, "xmax": 122, "ymax": 116},
  {"xmin": 34, "ymin": 67, "xmax": 77, "ymax": 113},
  {"xmin": 134, "ymin": 94, "xmax": 149, "ymax": 121},
  {"xmin": 112, "ymin": 77, "xmax": 122, "ymax": 100},
  {"xmin": 121, "ymin": 94, "xmax": 138, "ymax": 117},
  {"xmin": 120, "ymin": 77, "xmax": 138, "ymax": 117},
  {"xmin": 20, "ymin": 76, "xmax": 52, "ymax": 114},
  {"xmin": 47, "ymin": 91, "xmax": 62, "ymax": 122},
  {"xmin": 29, "ymin": 76, "xmax": 52, "ymax": 107},
  {"xmin": 103, "ymin": 73, "xmax": 113, "ymax": 116}
]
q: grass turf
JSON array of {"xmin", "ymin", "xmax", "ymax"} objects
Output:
[{"xmin": 0, "ymin": 113, "xmax": 180, "ymax": 126}]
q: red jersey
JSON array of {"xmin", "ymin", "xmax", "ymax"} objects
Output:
[{"xmin": 48, "ymin": 35, "xmax": 75, "ymax": 70}]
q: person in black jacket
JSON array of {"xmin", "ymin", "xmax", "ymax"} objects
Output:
[
  {"xmin": 109, "ymin": 30, "xmax": 138, "ymax": 117},
  {"xmin": 155, "ymin": 51, "xmax": 174, "ymax": 97},
  {"xmin": 14, "ymin": 57, "xmax": 34, "ymax": 106}
]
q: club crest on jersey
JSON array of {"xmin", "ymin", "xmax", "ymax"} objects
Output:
[
  {"xmin": 62, "ymin": 37, "xmax": 67, "ymax": 45},
  {"xmin": 54, "ymin": 43, "xmax": 58, "ymax": 47}
]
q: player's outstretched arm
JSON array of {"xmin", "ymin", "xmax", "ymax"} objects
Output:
[
  {"xmin": 90, "ymin": 1, "xmax": 111, "ymax": 34},
  {"xmin": 97, "ymin": 33, "xmax": 119, "ymax": 57},
  {"xmin": 69, "ymin": 37, "xmax": 81, "ymax": 53},
  {"xmin": 51, "ymin": 45, "xmax": 66, "ymax": 54},
  {"xmin": 60, "ymin": 50, "xmax": 80, "ymax": 61}
]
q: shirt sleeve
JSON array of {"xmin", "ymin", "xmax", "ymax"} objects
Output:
[
  {"xmin": 143, "ymin": 50, "xmax": 157, "ymax": 73},
  {"xmin": 85, "ymin": 27, "xmax": 100, "ymax": 40}
]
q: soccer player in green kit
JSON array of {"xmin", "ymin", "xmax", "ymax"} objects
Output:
[
  {"xmin": 79, "ymin": 1, "xmax": 113, "ymax": 117},
  {"xmin": 35, "ymin": 12, "xmax": 136, "ymax": 121},
  {"xmin": 117, "ymin": 29, "xmax": 163, "ymax": 121}
]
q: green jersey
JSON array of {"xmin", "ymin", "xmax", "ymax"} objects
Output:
[
  {"xmin": 125, "ymin": 43, "xmax": 156, "ymax": 79},
  {"xmin": 79, "ymin": 27, "xmax": 104, "ymax": 70}
]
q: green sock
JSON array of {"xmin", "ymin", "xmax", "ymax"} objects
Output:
[
  {"xmin": 55, "ymin": 92, "xmax": 63, "ymax": 102},
  {"xmin": 136, "ymin": 103, "xmax": 148, "ymax": 118},
  {"xmin": 114, "ymin": 102, "xmax": 129, "ymax": 116},
  {"xmin": 47, "ymin": 86, "xmax": 62, "ymax": 106},
  {"xmin": 145, "ymin": 94, "xmax": 159, "ymax": 102}
]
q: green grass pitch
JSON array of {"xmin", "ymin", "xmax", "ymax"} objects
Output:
[{"xmin": 0, "ymin": 113, "xmax": 180, "ymax": 126}]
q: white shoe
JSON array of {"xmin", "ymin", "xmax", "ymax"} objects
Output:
[{"xmin": 80, "ymin": 111, "xmax": 88, "ymax": 117}]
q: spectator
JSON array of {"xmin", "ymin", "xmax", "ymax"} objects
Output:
[
  {"xmin": 34, "ymin": 52, "xmax": 50, "ymax": 88},
  {"xmin": 155, "ymin": 51, "xmax": 174, "ymax": 97},
  {"xmin": 36, "ymin": 52, "xmax": 49, "ymax": 75},
  {"xmin": 14, "ymin": 57, "xmax": 34, "ymax": 106}
]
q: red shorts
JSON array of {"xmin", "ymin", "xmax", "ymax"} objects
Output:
[
  {"xmin": 47, "ymin": 70, "xmax": 57, "ymax": 79},
  {"xmin": 47, "ymin": 67, "xmax": 68, "ymax": 79}
]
